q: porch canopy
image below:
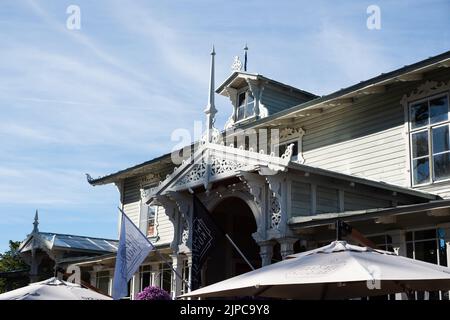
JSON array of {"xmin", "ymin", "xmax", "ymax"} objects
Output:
[{"xmin": 180, "ymin": 241, "xmax": 450, "ymax": 300}]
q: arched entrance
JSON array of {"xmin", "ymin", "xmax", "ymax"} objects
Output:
[{"xmin": 204, "ymin": 197, "xmax": 261, "ymax": 285}]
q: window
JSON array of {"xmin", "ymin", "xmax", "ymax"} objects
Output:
[
  {"xmin": 154, "ymin": 263, "xmax": 172, "ymax": 295},
  {"xmin": 236, "ymin": 90, "xmax": 255, "ymax": 121},
  {"xmin": 96, "ymin": 271, "xmax": 111, "ymax": 295},
  {"xmin": 405, "ymin": 228, "xmax": 448, "ymax": 300},
  {"xmin": 147, "ymin": 206, "xmax": 157, "ymax": 237},
  {"xmin": 279, "ymin": 140, "xmax": 299, "ymax": 160},
  {"xmin": 409, "ymin": 94, "xmax": 450, "ymax": 185},
  {"xmin": 139, "ymin": 265, "xmax": 152, "ymax": 291},
  {"xmin": 181, "ymin": 259, "xmax": 190, "ymax": 295}
]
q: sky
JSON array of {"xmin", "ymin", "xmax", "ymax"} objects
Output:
[{"xmin": 0, "ymin": 0, "xmax": 449, "ymax": 252}]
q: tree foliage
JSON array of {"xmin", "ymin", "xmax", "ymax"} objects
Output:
[{"xmin": 0, "ymin": 241, "xmax": 29, "ymax": 293}]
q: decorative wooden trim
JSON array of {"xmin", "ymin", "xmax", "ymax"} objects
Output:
[
  {"xmin": 400, "ymin": 80, "xmax": 450, "ymax": 106},
  {"xmin": 277, "ymin": 127, "xmax": 305, "ymax": 164}
]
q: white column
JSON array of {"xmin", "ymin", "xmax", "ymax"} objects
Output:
[
  {"xmin": 258, "ymin": 241, "xmax": 274, "ymax": 266},
  {"xmin": 131, "ymin": 272, "xmax": 140, "ymax": 300},
  {"xmin": 150, "ymin": 263, "xmax": 159, "ymax": 287},
  {"xmin": 186, "ymin": 253, "xmax": 193, "ymax": 293},
  {"xmin": 170, "ymin": 254, "xmax": 182, "ymax": 299},
  {"xmin": 279, "ymin": 237, "xmax": 298, "ymax": 259}
]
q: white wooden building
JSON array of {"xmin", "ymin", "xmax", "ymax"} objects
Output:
[{"xmin": 79, "ymin": 50, "xmax": 450, "ymax": 300}]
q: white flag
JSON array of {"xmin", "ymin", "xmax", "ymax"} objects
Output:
[{"xmin": 112, "ymin": 210, "xmax": 154, "ymax": 300}]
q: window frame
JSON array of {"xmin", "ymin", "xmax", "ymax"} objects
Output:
[
  {"xmin": 408, "ymin": 92, "xmax": 450, "ymax": 187},
  {"xmin": 405, "ymin": 228, "xmax": 448, "ymax": 300},
  {"xmin": 235, "ymin": 89, "xmax": 256, "ymax": 123},
  {"xmin": 146, "ymin": 205, "xmax": 158, "ymax": 237},
  {"xmin": 273, "ymin": 127, "xmax": 306, "ymax": 163}
]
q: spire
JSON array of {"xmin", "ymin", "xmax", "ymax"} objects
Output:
[
  {"xmin": 204, "ymin": 45, "xmax": 217, "ymax": 143},
  {"xmin": 243, "ymin": 43, "xmax": 248, "ymax": 72},
  {"xmin": 33, "ymin": 209, "xmax": 39, "ymax": 233}
]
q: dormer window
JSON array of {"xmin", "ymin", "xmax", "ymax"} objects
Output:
[{"xmin": 236, "ymin": 90, "xmax": 255, "ymax": 121}]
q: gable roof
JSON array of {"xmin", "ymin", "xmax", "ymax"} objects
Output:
[
  {"xmin": 87, "ymin": 50, "xmax": 450, "ymax": 186},
  {"xmin": 215, "ymin": 71, "xmax": 318, "ymax": 98}
]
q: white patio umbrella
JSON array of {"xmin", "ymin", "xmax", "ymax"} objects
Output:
[
  {"xmin": 0, "ymin": 277, "xmax": 112, "ymax": 300},
  {"xmin": 180, "ymin": 241, "xmax": 450, "ymax": 300}
]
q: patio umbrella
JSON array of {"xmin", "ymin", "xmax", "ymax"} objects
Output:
[
  {"xmin": 180, "ymin": 241, "xmax": 450, "ymax": 300},
  {"xmin": 0, "ymin": 277, "xmax": 112, "ymax": 300}
]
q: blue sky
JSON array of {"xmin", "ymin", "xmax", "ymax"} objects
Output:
[{"xmin": 0, "ymin": 0, "xmax": 449, "ymax": 252}]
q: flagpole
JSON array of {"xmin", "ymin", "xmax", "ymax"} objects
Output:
[
  {"xmin": 225, "ymin": 234, "xmax": 255, "ymax": 270},
  {"xmin": 117, "ymin": 207, "xmax": 191, "ymax": 291}
]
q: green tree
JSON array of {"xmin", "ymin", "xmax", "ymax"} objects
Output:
[{"xmin": 0, "ymin": 241, "xmax": 29, "ymax": 293}]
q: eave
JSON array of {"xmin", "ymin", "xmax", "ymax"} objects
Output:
[
  {"xmin": 215, "ymin": 71, "xmax": 317, "ymax": 98},
  {"xmin": 288, "ymin": 199, "xmax": 450, "ymax": 229},
  {"xmin": 237, "ymin": 50, "xmax": 450, "ymax": 130}
]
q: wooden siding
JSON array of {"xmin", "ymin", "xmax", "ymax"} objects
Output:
[
  {"xmin": 261, "ymin": 87, "xmax": 309, "ymax": 115},
  {"xmin": 316, "ymin": 186, "xmax": 339, "ymax": 214},
  {"xmin": 155, "ymin": 206, "xmax": 174, "ymax": 245},
  {"xmin": 122, "ymin": 176, "xmax": 174, "ymax": 246},
  {"xmin": 123, "ymin": 176, "xmax": 141, "ymax": 226},
  {"xmin": 291, "ymin": 181, "xmax": 311, "ymax": 216},
  {"xmin": 291, "ymin": 68, "xmax": 450, "ymax": 196},
  {"xmin": 343, "ymin": 191, "xmax": 391, "ymax": 211}
]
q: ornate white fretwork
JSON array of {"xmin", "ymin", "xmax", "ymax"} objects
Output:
[
  {"xmin": 277, "ymin": 127, "xmax": 306, "ymax": 164},
  {"xmin": 400, "ymin": 80, "xmax": 450, "ymax": 107},
  {"xmin": 231, "ymin": 56, "xmax": 242, "ymax": 71},
  {"xmin": 280, "ymin": 143, "xmax": 295, "ymax": 161},
  {"xmin": 176, "ymin": 156, "xmax": 246, "ymax": 186},
  {"xmin": 279, "ymin": 127, "xmax": 305, "ymax": 142},
  {"xmin": 140, "ymin": 186, "xmax": 159, "ymax": 200},
  {"xmin": 238, "ymin": 172, "xmax": 264, "ymax": 208},
  {"xmin": 270, "ymin": 193, "xmax": 281, "ymax": 228},
  {"xmin": 181, "ymin": 220, "xmax": 189, "ymax": 245},
  {"xmin": 201, "ymin": 127, "xmax": 222, "ymax": 145}
]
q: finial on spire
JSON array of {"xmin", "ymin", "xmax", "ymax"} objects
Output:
[
  {"xmin": 204, "ymin": 45, "xmax": 217, "ymax": 143},
  {"xmin": 243, "ymin": 43, "xmax": 248, "ymax": 72},
  {"xmin": 33, "ymin": 209, "xmax": 39, "ymax": 233},
  {"xmin": 231, "ymin": 56, "xmax": 242, "ymax": 71}
]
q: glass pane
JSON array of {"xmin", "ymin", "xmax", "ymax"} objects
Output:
[
  {"xmin": 162, "ymin": 268, "xmax": 172, "ymax": 293},
  {"xmin": 148, "ymin": 206, "xmax": 156, "ymax": 218},
  {"xmin": 247, "ymin": 92, "xmax": 254, "ymax": 103},
  {"xmin": 414, "ymin": 240, "xmax": 438, "ymax": 264},
  {"xmin": 238, "ymin": 92, "xmax": 245, "ymax": 107},
  {"xmin": 141, "ymin": 272, "xmax": 150, "ymax": 290},
  {"xmin": 406, "ymin": 242, "xmax": 414, "ymax": 258},
  {"xmin": 432, "ymin": 126, "xmax": 450, "ymax": 154},
  {"xmin": 406, "ymin": 231, "xmax": 413, "ymax": 242},
  {"xmin": 237, "ymin": 106, "xmax": 245, "ymax": 121},
  {"xmin": 430, "ymin": 96, "xmax": 448, "ymax": 124},
  {"xmin": 434, "ymin": 152, "xmax": 450, "ymax": 180},
  {"xmin": 410, "ymin": 102, "xmax": 429, "ymax": 129},
  {"xmin": 414, "ymin": 229, "xmax": 436, "ymax": 241},
  {"xmin": 413, "ymin": 158, "xmax": 430, "ymax": 184},
  {"xmin": 412, "ymin": 131, "xmax": 429, "ymax": 158},
  {"xmin": 245, "ymin": 101, "xmax": 254, "ymax": 117}
]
